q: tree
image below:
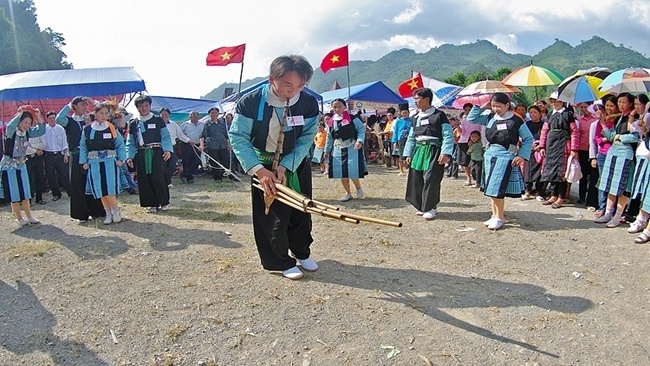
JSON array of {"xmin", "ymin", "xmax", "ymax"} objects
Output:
[
  {"xmin": 444, "ymin": 72, "xmax": 468, "ymax": 87},
  {"xmin": 0, "ymin": 0, "xmax": 70, "ymax": 75}
]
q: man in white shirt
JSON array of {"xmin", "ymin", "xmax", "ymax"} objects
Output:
[
  {"xmin": 26, "ymin": 120, "xmax": 47, "ymax": 205},
  {"xmin": 179, "ymin": 111, "xmax": 204, "ymax": 183},
  {"xmin": 43, "ymin": 111, "xmax": 71, "ymax": 201},
  {"xmin": 159, "ymin": 107, "xmax": 191, "ymax": 187}
]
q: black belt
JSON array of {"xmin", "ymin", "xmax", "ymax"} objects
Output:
[
  {"xmin": 45, "ymin": 151, "xmax": 63, "ymax": 155},
  {"xmin": 26, "ymin": 154, "xmax": 36, "ymax": 158}
]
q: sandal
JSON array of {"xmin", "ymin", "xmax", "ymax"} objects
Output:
[
  {"xmin": 551, "ymin": 202, "xmax": 563, "ymax": 209},
  {"xmin": 634, "ymin": 232, "xmax": 650, "ymax": 244},
  {"xmin": 541, "ymin": 198, "xmax": 557, "ymax": 206}
]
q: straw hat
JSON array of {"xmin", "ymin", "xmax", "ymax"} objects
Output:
[{"xmin": 545, "ymin": 91, "xmax": 559, "ymax": 104}]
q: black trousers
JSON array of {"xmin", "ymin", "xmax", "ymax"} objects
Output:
[
  {"xmin": 68, "ymin": 154, "xmax": 105, "ymax": 220},
  {"xmin": 470, "ymin": 159, "xmax": 483, "ymax": 183},
  {"xmin": 44, "ymin": 153, "xmax": 71, "ymax": 197},
  {"xmin": 251, "ymin": 159, "xmax": 313, "ymax": 271},
  {"xmin": 135, "ymin": 148, "xmax": 169, "ymax": 208},
  {"xmin": 165, "ymin": 150, "xmax": 178, "ymax": 185},
  {"xmin": 206, "ymin": 148, "xmax": 230, "ymax": 181},
  {"xmin": 578, "ymin": 150, "xmax": 599, "ymax": 206},
  {"xmin": 552, "ymin": 181, "xmax": 568, "ymax": 199},
  {"xmin": 406, "ymin": 147, "xmax": 445, "ymax": 212},
  {"xmin": 180, "ymin": 143, "xmax": 201, "ymax": 181},
  {"xmin": 26, "ymin": 154, "xmax": 46, "ymax": 202}
]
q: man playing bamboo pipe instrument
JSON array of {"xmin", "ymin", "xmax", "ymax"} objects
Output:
[{"xmin": 229, "ymin": 55, "xmax": 320, "ymax": 280}]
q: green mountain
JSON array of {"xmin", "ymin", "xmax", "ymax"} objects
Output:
[{"xmin": 202, "ymin": 36, "xmax": 650, "ymax": 100}]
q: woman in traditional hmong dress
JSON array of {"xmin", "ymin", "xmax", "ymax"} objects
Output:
[
  {"xmin": 521, "ymin": 105, "xmax": 545, "ymax": 200},
  {"xmin": 538, "ymin": 92, "xmax": 579, "ymax": 209},
  {"xmin": 467, "ymin": 93, "xmax": 534, "ymax": 230},
  {"xmin": 324, "ymin": 98, "xmax": 366, "ymax": 202},
  {"xmin": 1, "ymin": 107, "xmax": 46, "ymax": 226},
  {"xmin": 79, "ymin": 103, "xmax": 128, "ymax": 225},
  {"xmin": 626, "ymin": 95, "xmax": 650, "ymax": 235},
  {"xmin": 594, "ymin": 93, "xmax": 638, "ymax": 228}
]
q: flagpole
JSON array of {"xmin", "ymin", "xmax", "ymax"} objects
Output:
[
  {"xmin": 346, "ymin": 64, "xmax": 351, "ymax": 112},
  {"xmin": 236, "ymin": 61, "xmax": 244, "ymax": 102}
]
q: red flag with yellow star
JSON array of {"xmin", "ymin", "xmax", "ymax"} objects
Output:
[
  {"xmin": 320, "ymin": 45, "xmax": 349, "ymax": 73},
  {"xmin": 206, "ymin": 44, "xmax": 246, "ymax": 66},
  {"xmin": 397, "ymin": 73, "xmax": 424, "ymax": 98}
]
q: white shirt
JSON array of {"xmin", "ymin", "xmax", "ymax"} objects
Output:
[
  {"xmin": 166, "ymin": 121, "xmax": 191, "ymax": 145},
  {"xmin": 180, "ymin": 120, "xmax": 205, "ymax": 144},
  {"xmin": 44, "ymin": 123, "xmax": 69, "ymax": 153},
  {"xmin": 26, "ymin": 135, "xmax": 46, "ymax": 156}
]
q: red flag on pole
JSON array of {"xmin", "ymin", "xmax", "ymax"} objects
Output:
[
  {"xmin": 397, "ymin": 73, "xmax": 424, "ymax": 98},
  {"xmin": 320, "ymin": 45, "xmax": 349, "ymax": 73},
  {"xmin": 206, "ymin": 44, "xmax": 246, "ymax": 66}
]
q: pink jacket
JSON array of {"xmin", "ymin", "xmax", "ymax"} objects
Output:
[{"xmin": 594, "ymin": 119, "xmax": 613, "ymax": 155}]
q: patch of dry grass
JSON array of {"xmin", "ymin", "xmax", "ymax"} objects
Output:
[
  {"xmin": 165, "ymin": 324, "xmax": 189, "ymax": 343},
  {"xmin": 3, "ymin": 240, "xmax": 59, "ymax": 261}
]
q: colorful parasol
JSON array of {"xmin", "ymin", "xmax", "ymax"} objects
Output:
[
  {"xmin": 452, "ymin": 94, "xmax": 493, "ymax": 109},
  {"xmin": 598, "ymin": 67, "xmax": 650, "ymax": 94},
  {"xmin": 502, "ymin": 63, "xmax": 564, "ymax": 87},
  {"xmin": 557, "ymin": 75, "xmax": 607, "ymax": 104},
  {"xmin": 457, "ymin": 80, "xmax": 521, "ymax": 96}
]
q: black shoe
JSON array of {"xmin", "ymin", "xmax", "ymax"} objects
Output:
[
  {"xmin": 577, "ymin": 198, "xmax": 585, "ymax": 204},
  {"xmin": 38, "ymin": 200, "xmax": 47, "ymax": 205},
  {"xmin": 52, "ymin": 196, "xmax": 61, "ymax": 201}
]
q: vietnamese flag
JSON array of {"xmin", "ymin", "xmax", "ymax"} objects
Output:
[
  {"xmin": 397, "ymin": 73, "xmax": 424, "ymax": 98},
  {"xmin": 206, "ymin": 44, "xmax": 246, "ymax": 66},
  {"xmin": 320, "ymin": 45, "xmax": 349, "ymax": 73}
]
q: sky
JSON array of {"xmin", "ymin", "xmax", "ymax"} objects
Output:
[{"xmin": 32, "ymin": 0, "xmax": 650, "ymax": 100}]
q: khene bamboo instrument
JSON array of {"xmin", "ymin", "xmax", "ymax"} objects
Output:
[{"xmin": 253, "ymin": 178, "xmax": 402, "ymax": 227}]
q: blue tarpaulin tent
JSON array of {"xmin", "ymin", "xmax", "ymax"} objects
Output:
[
  {"xmin": 150, "ymin": 96, "xmax": 222, "ymax": 122},
  {"xmin": 319, "ymin": 81, "xmax": 406, "ymax": 110},
  {"xmin": 0, "ymin": 67, "xmax": 145, "ymax": 101}
]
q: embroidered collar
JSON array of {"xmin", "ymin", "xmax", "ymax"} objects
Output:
[
  {"xmin": 91, "ymin": 122, "xmax": 109, "ymax": 131},
  {"xmin": 138, "ymin": 113, "xmax": 154, "ymax": 122},
  {"xmin": 552, "ymin": 107, "xmax": 566, "ymax": 114},
  {"xmin": 265, "ymin": 84, "xmax": 300, "ymax": 108},
  {"xmin": 419, "ymin": 106, "xmax": 436, "ymax": 118},
  {"xmin": 494, "ymin": 111, "xmax": 514, "ymax": 121}
]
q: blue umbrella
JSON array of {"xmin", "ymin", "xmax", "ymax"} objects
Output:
[
  {"xmin": 557, "ymin": 76, "xmax": 606, "ymax": 104},
  {"xmin": 599, "ymin": 67, "xmax": 650, "ymax": 94}
]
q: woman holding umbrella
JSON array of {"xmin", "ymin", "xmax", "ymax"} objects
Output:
[
  {"xmin": 537, "ymin": 92, "xmax": 579, "ymax": 209},
  {"xmin": 467, "ymin": 93, "xmax": 534, "ymax": 230},
  {"xmin": 594, "ymin": 92, "xmax": 639, "ymax": 227}
]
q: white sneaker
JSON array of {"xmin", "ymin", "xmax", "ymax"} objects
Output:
[
  {"xmin": 17, "ymin": 218, "xmax": 29, "ymax": 227},
  {"xmin": 112, "ymin": 208, "xmax": 122, "ymax": 223},
  {"xmin": 168, "ymin": 184, "xmax": 173, "ymax": 189},
  {"xmin": 606, "ymin": 216, "xmax": 621, "ymax": 228},
  {"xmin": 483, "ymin": 217, "xmax": 496, "ymax": 226},
  {"xmin": 415, "ymin": 211, "xmax": 424, "ymax": 216},
  {"xmin": 282, "ymin": 266, "xmax": 304, "ymax": 280},
  {"xmin": 161, "ymin": 204, "xmax": 170, "ymax": 211},
  {"xmin": 147, "ymin": 207, "xmax": 158, "ymax": 213},
  {"xmin": 297, "ymin": 257, "xmax": 318, "ymax": 271},
  {"xmin": 594, "ymin": 214, "xmax": 612, "ymax": 224},
  {"xmin": 487, "ymin": 218, "xmax": 505, "ymax": 230},
  {"xmin": 28, "ymin": 217, "xmax": 41, "ymax": 224},
  {"xmin": 103, "ymin": 213, "xmax": 113, "ymax": 225},
  {"xmin": 340, "ymin": 193, "xmax": 352, "ymax": 202},
  {"xmin": 628, "ymin": 218, "xmax": 647, "ymax": 233},
  {"xmin": 356, "ymin": 189, "xmax": 364, "ymax": 199},
  {"xmin": 422, "ymin": 209, "xmax": 437, "ymax": 220}
]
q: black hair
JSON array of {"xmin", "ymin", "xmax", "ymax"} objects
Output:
[
  {"xmin": 491, "ymin": 92, "xmax": 510, "ymax": 105},
  {"xmin": 387, "ymin": 107, "xmax": 396, "ymax": 115},
  {"xmin": 94, "ymin": 102, "xmax": 110, "ymax": 113},
  {"xmin": 134, "ymin": 95, "xmax": 152, "ymax": 107},
  {"xmin": 462, "ymin": 103, "xmax": 473, "ymax": 110},
  {"xmin": 159, "ymin": 107, "xmax": 171, "ymax": 115},
  {"xmin": 637, "ymin": 94, "xmax": 650, "ymax": 105},
  {"xmin": 470, "ymin": 130, "xmax": 481, "ymax": 137},
  {"xmin": 19, "ymin": 111, "xmax": 34, "ymax": 122},
  {"xmin": 603, "ymin": 94, "xmax": 618, "ymax": 106},
  {"xmin": 71, "ymin": 96, "xmax": 85, "ymax": 106},
  {"xmin": 617, "ymin": 93, "xmax": 635, "ymax": 109},
  {"xmin": 332, "ymin": 98, "xmax": 347, "ymax": 106},
  {"xmin": 208, "ymin": 107, "xmax": 220, "ymax": 113},
  {"xmin": 412, "ymin": 88, "xmax": 434, "ymax": 104},
  {"xmin": 269, "ymin": 55, "xmax": 313, "ymax": 84},
  {"xmin": 45, "ymin": 111, "xmax": 56, "ymax": 118},
  {"xmin": 528, "ymin": 105, "xmax": 541, "ymax": 114},
  {"xmin": 318, "ymin": 122, "xmax": 326, "ymax": 128}
]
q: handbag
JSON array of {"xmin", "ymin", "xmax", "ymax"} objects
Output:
[{"xmin": 565, "ymin": 155, "xmax": 583, "ymax": 183}]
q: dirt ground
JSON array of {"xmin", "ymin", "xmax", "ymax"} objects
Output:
[{"xmin": 1, "ymin": 162, "xmax": 649, "ymax": 366}]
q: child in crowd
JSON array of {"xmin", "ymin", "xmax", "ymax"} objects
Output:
[
  {"xmin": 446, "ymin": 117, "xmax": 460, "ymax": 179},
  {"xmin": 391, "ymin": 104, "xmax": 413, "ymax": 176},
  {"xmin": 312, "ymin": 122, "xmax": 328, "ymax": 175},
  {"xmin": 466, "ymin": 130, "xmax": 484, "ymax": 188}
]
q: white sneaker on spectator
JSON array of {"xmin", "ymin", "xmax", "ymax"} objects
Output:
[
  {"xmin": 356, "ymin": 189, "xmax": 365, "ymax": 199},
  {"xmin": 594, "ymin": 214, "xmax": 612, "ymax": 224},
  {"xmin": 147, "ymin": 207, "xmax": 158, "ymax": 213},
  {"xmin": 422, "ymin": 209, "xmax": 437, "ymax": 220},
  {"xmin": 168, "ymin": 184, "xmax": 173, "ymax": 189},
  {"xmin": 340, "ymin": 193, "xmax": 352, "ymax": 202},
  {"xmin": 17, "ymin": 218, "xmax": 29, "ymax": 227},
  {"xmin": 415, "ymin": 211, "xmax": 424, "ymax": 216},
  {"xmin": 628, "ymin": 218, "xmax": 647, "ymax": 233},
  {"xmin": 28, "ymin": 217, "xmax": 41, "ymax": 224},
  {"xmin": 282, "ymin": 266, "xmax": 304, "ymax": 280},
  {"xmin": 606, "ymin": 216, "xmax": 621, "ymax": 228},
  {"xmin": 483, "ymin": 217, "xmax": 495, "ymax": 226},
  {"xmin": 161, "ymin": 204, "xmax": 170, "ymax": 211},
  {"xmin": 487, "ymin": 218, "xmax": 505, "ymax": 230},
  {"xmin": 297, "ymin": 257, "xmax": 318, "ymax": 271},
  {"xmin": 103, "ymin": 213, "xmax": 113, "ymax": 225},
  {"xmin": 112, "ymin": 208, "xmax": 122, "ymax": 223}
]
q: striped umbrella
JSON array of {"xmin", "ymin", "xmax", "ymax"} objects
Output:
[
  {"xmin": 557, "ymin": 76, "xmax": 607, "ymax": 104},
  {"xmin": 457, "ymin": 80, "xmax": 521, "ymax": 96},
  {"xmin": 502, "ymin": 62, "xmax": 564, "ymax": 99},
  {"xmin": 598, "ymin": 67, "xmax": 650, "ymax": 94}
]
